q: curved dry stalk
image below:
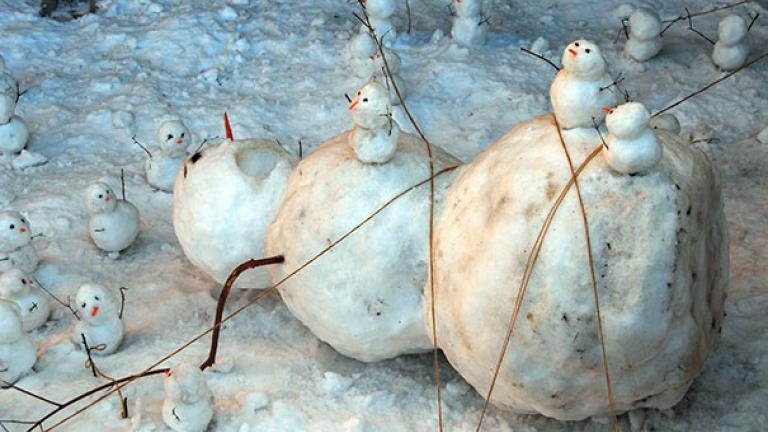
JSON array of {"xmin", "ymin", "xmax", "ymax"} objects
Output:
[
  {"xmin": 553, "ymin": 117, "xmax": 618, "ymax": 432},
  {"xmin": 355, "ymin": 2, "xmax": 444, "ymax": 430},
  {"xmin": 27, "ymin": 166, "xmax": 458, "ymax": 432},
  {"xmin": 653, "ymin": 51, "xmax": 768, "ymax": 117},
  {"xmin": 476, "ymin": 142, "xmax": 604, "ymax": 431},
  {"xmin": 660, "ymin": 0, "xmax": 754, "ymax": 36}
]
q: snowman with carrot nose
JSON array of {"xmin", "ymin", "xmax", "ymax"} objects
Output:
[{"xmin": 73, "ymin": 283, "xmax": 124, "ymax": 355}]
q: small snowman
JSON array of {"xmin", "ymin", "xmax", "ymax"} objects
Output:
[
  {"xmin": 0, "ymin": 268, "xmax": 49, "ymax": 332},
  {"xmin": 145, "ymin": 120, "xmax": 191, "ymax": 192},
  {"xmin": 0, "ymin": 299, "xmax": 36, "ymax": 384},
  {"xmin": 364, "ymin": 0, "xmax": 397, "ymax": 44},
  {"xmin": 73, "ymin": 283, "xmax": 124, "ymax": 355},
  {"xmin": 624, "ymin": 7, "xmax": 662, "ymax": 62},
  {"xmin": 603, "ymin": 102, "xmax": 663, "ymax": 175},
  {"xmin": 0, "ymin": 211, "xmax": 38, "ymax": 274},
  {"xmin": 451, "ymin": 0, "xmax": 488, "ymax": 47},
  {"xmin": 0, "ymin": 93, "xmax": 29, "ymax": 159},
  {"xmin": 550, "ymin": 39, "xmax": 618, "ymax": 129},
  {"xmin": 84, "ymin": 181, "xmax": 140, "ymax": 257},
  {"xmin": 162, "ymin": 363, "xmax": 214, "ymax": 432},
  {"xmin": 650, "ymin": 113, "xmax": 681, "ymax": 135},
  {"xmin": 712, "ymin": 15, "xmax": 749, "ymax": 71},
  {"xmin": 348, "ymin": 33, "xmax": 379, "ymax": 79},
  {"xmin": 348, "ymin": 81, "xmax": 400, "ymax": 164}
]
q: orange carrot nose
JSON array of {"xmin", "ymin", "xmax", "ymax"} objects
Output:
[
  {"xmin": 568, "ymin": 48, "xmax": 578, "ymax": 56},
  {"xmin": 348, "ymin": 99, "xmax": 360, "ymax": 110},
  {"xmin": 602, "ymin": 107, "xmax": 613, "ymax": 113},
  {"xmin": 224, "ymin": 112, "xmax": 233, "ymax": 141},
  {"xmin": 91, "ymin": 306, "xmax": 99, "ymax": 317},
  {"xmin": 177, "ymin": 139, "xmax": 183, "ymax": 145},
  {"xmin": 369, "ymin": 55, "xmax": 376, "ymax": 61},
  {"xmin": 105, "ymin": 195, "xmax": 110, "ymax": 202},
  {"xmin": 19, "ymin": 227, "xmax": 26, "ymax": 233},
  {"xmin": 165, "ymin": 370, "xmax": 172, "ymax": 376}
]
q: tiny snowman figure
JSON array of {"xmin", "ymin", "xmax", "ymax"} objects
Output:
[
  {"xmin": 162, "ymin": 363, "xmax": 214, "ymax": 432},
  {"xmin": 451, "ymin": 0, "xmax": 488, "ymax": 47},
  {"xmin": 550, "ymin": 39, "xmax": 618, "ymax": 129},
  {"xmin": 0, "ymin": 299, "xmax": 36, "ymax": 384},
  {"xmin": 0, "ymin": 211, "xmax": 38, "ymax": 274},
  {"xmin": 0, "ymin": 93, "xmax": 30, "ymax": 159},
  {"xmin": 0, "ymin": 55, "xmax": 19, "ymax": 103},
  {"xmin": 84, "ymin": 181, "xmax": 140, "ymax": 257},
  {"xmin": 348, "ymin": 33, "xmax": 379, "ymax": 79},
  {"xmin": 145, "ymin": 120, "xmax": 191, "ymax": 192},
  {"xmin": 624, "ymin": 7, "xmax": 662, "ymax": 62},
  {"xmin": 603, "ymin": 102, "xmax": 663, "ymax": 175},
  {"xmin": 0, "ymin": 268, "xmax": 49, "ymax": 332},
  {"xmin": 348, "ymin": 81, "xmax": 400, "ymax": 164},
  {"xmin": 73, "ymin": 283, "xmax": 124, "ymax": 355},
  {"xmin": 364, "ymin": 0, "xmax": 397, "ymax": 44},
  {"xmin": 713, "ymin": 15, "xmax": 749, "ymax": 71}
]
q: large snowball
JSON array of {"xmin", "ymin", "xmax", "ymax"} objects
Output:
[
  {"xmin": 266, "ymin": 131, "xmax": 460, "ymax": 362},
  {"xmin": 173, "ymin": 139, "xmax": 297, "ymax": 289},
  {"xmin": 428, "ymin": 114, "xmax": 728, "ymax": 420}
]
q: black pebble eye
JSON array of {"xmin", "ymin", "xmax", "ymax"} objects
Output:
[
  {"xmin": 363, "ymin": 98, "xmax": 369, "ymax": 102},
  {"xmin": 357, "ymin": 91, "xmax": 361, "ymax": 96},
  {"xmin": 9, "ymin": 224, "xmax": 14, "ymax": 229},
  {"xmin": 180, "ymin": 132, "xmax": 185, "ymax": 138},
  {"xmin": 81, "ymin": 303, "xmax": 86, "ymax": 308},
  {"xmin": 575, "ymin": 42, "xmax": 580, "ymax": 47},
  {"xmin": 98, "ymin": 194, "xmax": 103, "ymax": 199},
  {"xmin": 20, "ymin": 279, "xmax": 25, "ymax": 284},
  {"xmin": 94, "ymin": 296, "xmax": 100, "ymax": 301},
  {"xmin": 585, "ymin": 48, "xmax": 591, "ymax": 53},
  {"xmin": 167, "ymin": 134, "xmax": 173, "ymax": 140}
]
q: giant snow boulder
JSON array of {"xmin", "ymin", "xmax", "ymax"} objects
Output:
[
  {"xmin": 173, "ymin": 138, "xmax": 297, "ymax": 289},
  {"xmin": 266, "ymin": 130, "xmax": 460, "ymax": 362},
  {"xmin": 428, "ymin": 113, "xmax": 728, "ymax": 420}
]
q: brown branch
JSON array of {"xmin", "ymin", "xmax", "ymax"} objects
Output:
[
  {"xmin": 686, "ymin": 9, "xmax": 716, "ymax": 45},
  {"xmin": 355, "ymin": 2, "xmax": 445, "ymax": 430},
  {"xmin": 748, "ymin": 13, "xmax": 759, "ymax": 31},
  {"xmin": 1, "ymin": 380, "xmax": 63, "ymax": 407},
  {"xmin": 520, "ymin": 47, "xmax": 561, "ymax": 71},
  {"xmin": 476, "ymin": 141, "xmax": 604, "ymax": 431},
  {"xmin": 81, "ymin": 334, "xmax": 128, "ymax": 418},
  {"xmin": 553, "ymin": 116, "xmax": 619, "ymax": 432},
  {"xmin": 406, "ymin": 0, "xmax": 412, "ymax": 33},
  {"xmin": 660, "ymin": 0, "xmax": 754, "ymax": 36},
  {"xmin": 653, "ymin": 51, "xmax": 768, "ymax": 117},
  {"xmin": 33, "ymin": 166, "xmax": 458, "ymax": 432},
  {"xmin": 118, "ymin": 287, "xmax": 128, "ymax": 320},
  {"xmin": 33, "ymin": 279, "xmax": 80, "ymax": 320},
  {"xmin": 131, "ymin": 136, "xmax": 152, "ymax": 158},
  {"xmin": 200, "ymin": 255, "xmax": 285, "ymax": 370}
]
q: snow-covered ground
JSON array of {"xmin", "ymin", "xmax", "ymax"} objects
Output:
[{"xmin": 1, "ymin": 0, "xmax": 767, "ymax": 431}]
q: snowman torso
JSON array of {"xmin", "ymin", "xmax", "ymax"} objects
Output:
[
  {"xmin": 0, "ymin": 244, "xmax": 38, "ymax": 274},
  {"xmin": 146, "ymin": 153, "xmax": 184, "ymax": 192},
  {"xmin": 452, "ymin": 16, "xmax": 488, "ymax": 47},
  {"xmin": 9, "ymin": 291, "xmax": 49, "ymax": 332},
  {"xmin": 0, "ymin": 116, "xmax": 29, "ymax": 154},
  {"xmin": 74, "ymin": 317, "xmax": 124, "ymax": 355},
  {"xmin": 605, "ymin": 129, "xmax": 663, "ymax": 174},
  {"xmin": 88, "ymin": 201, "xmax": 140, "ymax": 252},
  {"xmin": 550, "ymin": 72, "xmax": 617, "ymax": 129},
  {"xmin": 625, "ymin": 36, "xmax": 662, "ymax": 62},
  {"xmin": 351, "ymin": 122, "xmax": 401, "ymax": 164},
  {"xmin": 0, "ymin": 335, "xmax": 36, "ymax": 383},
  {"xmin": 713, "ymin": 41, "xmax": 748, "ymax": 70},
  {"xmin": 0, "ymin": 73, "xmax": 17, "ymax": 102},
  {"xmin": 162, "ymin": 395, "xmax": 214, "ymax": 432}
]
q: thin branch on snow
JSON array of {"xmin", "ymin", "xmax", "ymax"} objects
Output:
[
  {"xmin": 520, "ymin": 47, "xmax": 561, "ymax": 72},
  {"xmin": 131, "ymin": 136, "xmax": 152, "ymax": 158},
  {"xmin": 686, "ymin": 9, "xmax": 716, "ymax": 45},
  {"xmin": 660, "ymin": 0, "xmax": 754, "ymax": 36}
]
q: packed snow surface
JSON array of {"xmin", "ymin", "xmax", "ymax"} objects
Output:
[{"xmin": 0, "ymin": 0, "xmax": 766, "ymax": 431}]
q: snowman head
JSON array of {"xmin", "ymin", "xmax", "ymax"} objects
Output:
[
  {"xmin": 0, "ymin": 299, "xmax": 23, "ymax": 343},
  {"xmin": 84, "ymin": 182, "xmax": 117, "ymax": 214},
  {"xmin": 629, "ymin": 7, "xmax": 661, "ymax": 39},
  {"xmin": 164, "ymin": 363, "xmax": 208, "ymax": 404},
  {"xmin": 605, "ymin": 102, "xmax": 651, "ymax": 139},
  {"xmin": 348, "ymin": 81, "xmax": 391, "ymax": 130},
  {"xmin": 76, "ymin": 283, "xmax": 118, "ymax": 325},
  {"xmin": 0, "ymin": 94, "xmax": 15, "ymax": 124},
  {"xmin": 157, "ymin": 120, "xmax": 190, "ymax": 157},
  {"xmin": 454, "ymin": 0, "xmax": 482, "ymax": 17},
  {"xmin": 0, "ymin": 211, "xmax": 32, "ymax": 252},
  {"xmin": 0, "ymin": 268, "xmax": 33, "ymax": 299},
  {"xmin": 350, "ymin": 33, "xmax": 377, "ymax": 59},
  {"xmin": 561, "ymin": 40, "xmax": 607, "ymax": 79},
  {"xmin": 718, "ymin": 15, "xmax": 747, "ymax": 45}
]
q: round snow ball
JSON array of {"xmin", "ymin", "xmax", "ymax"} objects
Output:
[
  {"xmin": 266, "ymin": 131, "xmax": 460, "ymax": 362},
  {"xmin": 629, "ymin": 7, "xmax": 661, "ymax": 39},
  {"xmin": 718, "ymin": 15, "xmax": 747, "ymax": 45},
  {"xmin": 606, "ymin": 102, "xmax": 651, "ymax": 138},
  {"xmin": 365, "ymin": 0, "xmax": 396, "ymax": 18},
  {"xmin": 173, "ymin": 139, "xmax": 297, "ymax": 289},
  {"xmin": 429, "ymin": 114, "xmax": 728, "ymax": 421}
]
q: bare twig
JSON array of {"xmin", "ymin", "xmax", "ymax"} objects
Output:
[
  {"xmin": 298, "ymin": 140, "xmax": 303, "ymax": 159},
  {"xmin": 686, "ymin": 9, "xmax": 716, "ymax": 45},
  {"xmin": 599, "ymin": 73, "xmax": 625, "ymax": 93},
  {"xmin": 660, "ymin": 0, "xmax": 754, "ymax": 36},
  {"xmin": 131, "ymin": 136, "xmax": 152, "ymax": 158},
  {"xmin": 592, "ymin": 117, "xmax": 609, "ymax": 150},
  {"xmin": 33, "ymin": 279, "xmax": 80, "ymax": 320},
  {"xmin": 120, "ymin": 169, "xmax": 126, "ymax": 201},
  {"xmin": 118, "ymin": 287, "xmax": 128, "ymax": 320},
  {"xmin": 1, "ymin": 380, "xmax": 63, "ymax": 407},
  {"xmin": 653, "ymin": 51, "xmax": 768, "ymax": 117},
  {"xmin": 80, "ymin": 334, "xmax": 128, "ymax": 419},
  {"xmin": 406, "ymin": 0, "xmax": 412, "ymax": 33},
  {"xmin": 748, "ymin": 13, "xmax": 759, "ymax": 31},
  {"xmin": 520, "ymin": 47, "xmax": 561, "ymax": 71}
]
